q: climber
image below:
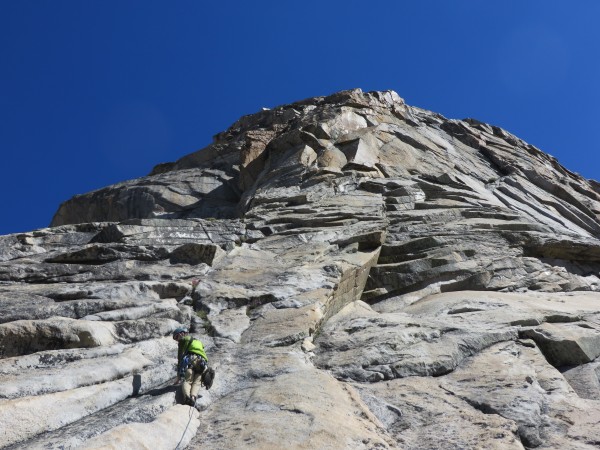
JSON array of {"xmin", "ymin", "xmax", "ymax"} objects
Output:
[{"xmin": 172, "ymin": 327, "xmax": 215, "ymax": 406}]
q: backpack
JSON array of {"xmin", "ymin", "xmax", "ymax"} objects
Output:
[{"xmin": 201, "ymin": 367, "xmax": 215, "ymax": 390}]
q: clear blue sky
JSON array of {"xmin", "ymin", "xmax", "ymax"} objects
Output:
[{"xmin": 1, "ymin": 1, "xmax": 599, "ymax": 235}]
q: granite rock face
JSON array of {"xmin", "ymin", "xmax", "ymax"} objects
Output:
[{"xmin": 2, "ymin": 89, "xmax": 600, "ymax": 449}]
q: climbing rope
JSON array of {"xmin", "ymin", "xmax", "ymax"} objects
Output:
[{"xmin": 175, "ymin": 403, "xmax": 196, "ymax": 450}]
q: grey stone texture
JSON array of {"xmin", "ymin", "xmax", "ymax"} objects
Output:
[{"xmin": 1, "ymin": 89, "xmax": 600, "ymax": 449}]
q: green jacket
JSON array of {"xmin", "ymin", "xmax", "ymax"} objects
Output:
[{"xmin": 177, "ymin": 335, "xmax": 208, "ymax": 367}]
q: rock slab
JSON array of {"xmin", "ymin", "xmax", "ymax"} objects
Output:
[{"xmin": 1, "ymin": 89, "xmax": 600, "ymax": 449}]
